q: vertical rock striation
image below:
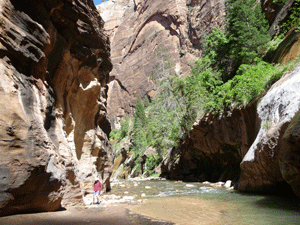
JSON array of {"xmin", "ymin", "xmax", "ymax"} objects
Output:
[
  {"xmin": 239, "ymin": 64, "xmax": 300, "ymax": 196},
  {"xmin": 161, "ymin": 63, "xmax": 300, "ymax": 197},
  {"xmin": 95, "ymin": 0, "xmax": 300, "ymax": 197},
  {"xmin": 0, "ymin": 0, "xmax": 113, "ymax": 216},
  {"xmin": 160, "ymin": 103, "xmax": 259, "ymax": 183},
  {"xmin": 98, "ymin": 0, "xmax": 225, "ymax": 128},
  {"xmin": 262, "ymin": 0, "xmax": 295, "ymax": 38}
]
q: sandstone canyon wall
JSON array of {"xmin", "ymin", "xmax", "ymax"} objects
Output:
[
  {"xmin": 97, "ymin": 0, "xmax": 300, "ymax": 198},
  {"xmin": 98, "ymin": 0, "xmax": 226, "ymax": 128},
  {"xmin": 159, "ymin": 103, "xmax": 259, "ymax": 183},
  {"xmin": 160, "ymin": 57, "xmax": 300, "ymax": 197},
  {"xmin": 159, "ymin": 0, "xmax": 300, "ymax": 197},
  {"xmin": 98, "ymin": 0, "xmax": 296, "ymax": 128},
  {"xmin": 0, "ymin": 0, "xmax": 113, "ymax": 216},
  {"xmin": 239, "ymin": 63, "xmax": 300, "ymax": 197}
]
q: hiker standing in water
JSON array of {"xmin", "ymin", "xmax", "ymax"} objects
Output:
[{"xmin": 94, "ymin": 179, "xmax": 103, "ymax": 204}]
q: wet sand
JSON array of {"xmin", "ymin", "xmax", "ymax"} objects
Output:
[
  {"xmin": 0, "ymin": 205, "xmax": 173, "ymax": 225},
  {"xmin": 129, "ymin": 196, "xmax": 232, "ymax": 225},
  {"xmin": 0, "ymin": 196, "xmax": 232, "ymax": 225}
]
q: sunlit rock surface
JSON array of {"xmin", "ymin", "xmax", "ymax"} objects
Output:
[
  {"xmin": 98, "ymin": 0, "xmax": 297, "ymax": 128},
  {"xmin": 98, "ymin": 0, "xmax": 225, "ymax": 127},
  {"xmin": 0, "ymin": 0, "xmax": 113, "ymax": 216},
  {"xmin": 239, "ymin": 64, "xmax": 300, "ymax": 195},
  {"xmin": 272, "ymin": 29, "xmax": 300, "ymax": 64},
  {"xmin": 162, "ymin": 63, "xmax": 300, "ymax": 197}
]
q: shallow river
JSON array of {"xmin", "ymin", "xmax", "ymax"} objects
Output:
[{"xmin": 108, "ymin": 179, "xmax": 300, "ymax": 225}]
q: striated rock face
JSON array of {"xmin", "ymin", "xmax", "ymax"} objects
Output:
[
  {"xmin": 0, "ymin": 0, "xmax": 113, "ymax": 216},
  {"xmin": 160, "ymin": 104, "xmax": 259, "ymax": 183},
  {"xmin": 272, "ymin": 30, "xmax": 300, "ymax": 64},
  {"xmin": 97, "ymin": 0, "xmax": 134, "ymax": 38},
  {"xmin": 262, "ymin": 0, "xmax": 295, "ymax": 37},
  {"xmin": 239, "ymin": 64, "xmax": 300, "ymax": 196},
  {"xmin": 98, "ymin": 0, "xmax": 225, "ymax": 127},
  {"xmin": 280, "ymin": 111, "xmax": 300, "ymax": 198},
  {"xmin": 162, "ymin": 64, "xmax": 300, "ymax": 197}
]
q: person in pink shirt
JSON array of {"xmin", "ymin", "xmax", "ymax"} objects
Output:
[{"xmin": 93, "ymin": 178, "xmax": 103, "ymax": 204}]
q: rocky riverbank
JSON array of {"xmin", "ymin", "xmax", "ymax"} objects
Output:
[
  {"xmin": 2, "ymin": 178, "xmax": 300, "ymax": 225},
  {"xmin": 0, "ymin": 177, "xmax": 232, "ymax": 225},
  {"xmin": 82, "ymin": 177, "xmax": 234, "ymax": 206}
]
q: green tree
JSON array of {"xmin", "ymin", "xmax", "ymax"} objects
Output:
[
  {"xmin": 281, "ymin": 0, "xmax": 300, "ymax": 34},
  {"xmin": 119, "ymin": 116, "xmax": 130, "ymax": 139},
  {"xmin": 144, "ymin": 96, "xmax": 150, "ymax": 108},
  {"xmin": 145, "ymin": 46, "xmax": 190, "ymax": 153},
  {"xmin": 134, "ymin": 95, "xmax": 146, "ymax": 127},
  {"xmin": 202, "ymin": 28, "xmax": 229, "ymax": 76},
  {"xmin": 132, "ymin": 95, "xmax": 147, "ymax": 155},
  {"xmin": 225, "ymin": 0, "xmax": 270, "ymax": 79}
]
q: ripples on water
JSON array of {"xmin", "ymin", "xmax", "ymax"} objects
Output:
[{"xmin": 109, "ymin": 179, "xmax": 300, "ymax": 225}]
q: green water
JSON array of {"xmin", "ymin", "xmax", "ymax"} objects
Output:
[{"xmin": 109, "ymin": 179, "xmax": 300, "ymax": 224}]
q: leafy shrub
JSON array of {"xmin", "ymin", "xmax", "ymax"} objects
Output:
[
  {"xmin": 228, "ymin": 61, "xmax": 278, "ymax": 106},
  {"xmin": 145, "ymin": 154, "xmax": 162, "ymax": 175},
  {"xmin": 108, "ymin": 0, "xmax": 300, "ymax": 177},
  {"xmin": 281, "ymin": 0, "xmax": 300, "ymax": 35},
  {"xmin": 187, "ymin": 59, "xmax": 285, "ymax": 114}
]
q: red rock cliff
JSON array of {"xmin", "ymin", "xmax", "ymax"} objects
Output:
[
  {"xmin": 161, "ymin": 61, "xmax": 300, "ymax": 198},
  {"xmin": 98, "ymin": 0, "xmax": 225, "ymax": 127},
  {"xmin": 0, "ymin": 0, "xmax": 113, "ymax": 216}
]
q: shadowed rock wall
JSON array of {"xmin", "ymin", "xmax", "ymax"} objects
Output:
[
  {"xmin": 96, "ymin": 0, "xmax": 300, "ymax": 198},
  {"xmin": 160, "ymin": 103, "xmax": 259, "ymax": 183},
  {"xmin": 239, "ymin": 64, "xmax": 300, "ymax": 196},
  {"xmin": 161, "ymin": 64, "xmax": 300, "ymax": 198},
  {"xmin": 262, "ymin": 0, "xmax": 296, "ymax": 38},
  {"xmin": 0, "ymin": 0, "xmax": 113, "ymax": 216}
]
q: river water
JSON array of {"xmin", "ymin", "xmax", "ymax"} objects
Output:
[{"xmin": 106, "ymin": 179, "xmax": 300, "ymax": 225}]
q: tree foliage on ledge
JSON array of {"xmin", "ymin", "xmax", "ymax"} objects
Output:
[
  {"xmin": 205, "ymin": 0, "xmax": 271, "ymax": 81},
  {"xmin": 280, "ymin": 0, "xmax": 300, "ymax": 35},
  {"xmin": 183, "ymin": 0, "xmax": 292, "ymax": 115},
  {"xmin": 109, "ymin": 0, "xmax": 299, "ymax": 176}
]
